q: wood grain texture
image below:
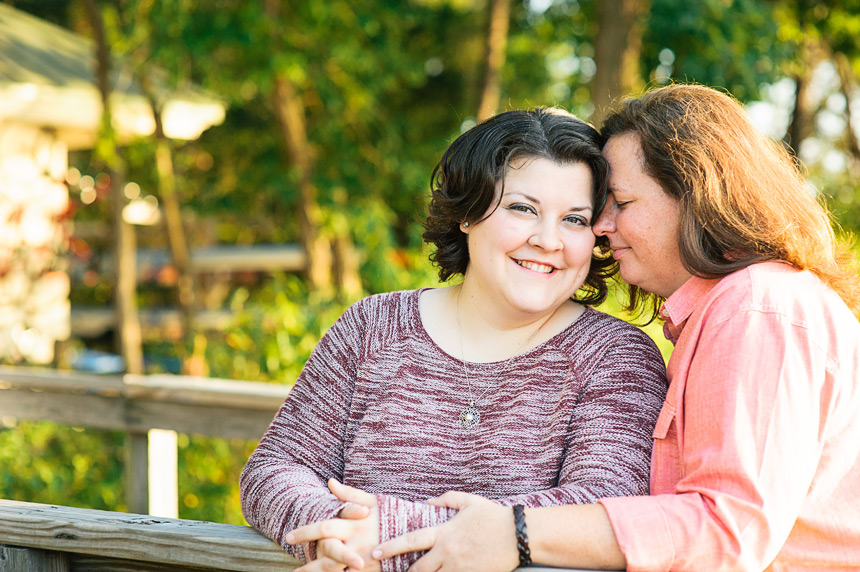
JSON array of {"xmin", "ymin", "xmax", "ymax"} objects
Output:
[
  {"xmin": 0, "ymin": 365, "xmax": 286, "ymax": 440},
  {"xmin": 0, "ymin": 500, "xmax": 298, "ymax": 572},
  {"xmin": 0, "ymin": 545, "xmax": 70, "ymax": 572}
]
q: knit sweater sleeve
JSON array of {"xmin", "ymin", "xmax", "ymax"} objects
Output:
[
  {"xmin": 239, "ymin": 298, "xmax": 368, "ymax": 562},
  {"xmin": 374, "ymin": 321, "xmax": 667, "ymax": 572}
]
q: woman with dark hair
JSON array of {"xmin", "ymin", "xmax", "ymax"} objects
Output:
[
  {"xmin": 240, "ymin": 108, "xmax": 667, "ymax": 572},
  {"xmin": 362, "ymin": 85, "xmax": 860, "ymax": 571}
]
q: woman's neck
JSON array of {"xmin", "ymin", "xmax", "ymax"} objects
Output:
[{"xmin": 450, "ymin": 282, "xmax": 577, "ymax": 363}]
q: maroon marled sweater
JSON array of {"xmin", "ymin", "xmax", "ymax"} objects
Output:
[{"xmin": 240, "ymin": 289, "xmax": 667, "ymax": 571}]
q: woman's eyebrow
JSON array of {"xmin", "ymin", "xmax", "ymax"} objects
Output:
[
  {"xmin": 504, "ymin": 191, "xmax": 592, "ymax": 212},
  {"xmin": 502, "ymin": 190, "xmax": 539, "ymax": 202}
]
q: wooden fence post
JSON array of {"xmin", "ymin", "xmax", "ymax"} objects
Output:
[
  {"xmin": 0, "ymin": 545, "xmax": 70, "ymax": 572},
  {"xmin": 124, "ymin": 430, "xmax": 149, "ymax": 514},
  {"xmin": 148, "ymin": 428, "xmax": 178, "ymax": 517}
]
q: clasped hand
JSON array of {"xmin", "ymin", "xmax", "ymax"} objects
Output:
[
  {"xmin": 288, "ymin": 481, "xmax": 517, "ymax": 572},
  {"xmin": 287, "ymin": 479, "xmax": 381, "ymax": 572}
]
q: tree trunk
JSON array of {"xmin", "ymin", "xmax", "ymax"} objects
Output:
[
  {"xmin": 264, "ymin": 0, "xmax": 333, "ymax": 294},
  {"xmin": 785, "ymin": 67, "xmax": 816, "ymax": 156},
  {"xmin": 129, "ymin": 1, "xmax": 197, "ymax": 342},
  {"xmin": 330, "ymin": 189, "xmax": 362, "ymax": 302},
  {"xmin": 783, "ymin": 2, "xmax": 821, "ymax": 157},
  {"xmin": 148, "ymin": 90, "xmax": 197, "ymax": 338},
  {"xmin": 834, "ymin": 52, "xmax": 860, "ymax": 170},
  {"xmin": 84, "ymin": 0, "xmax": 147, "ymax": 517},
  {"xmin": 590, "ymin": 0, "xmax": 649, "ymax": 124},
  {"xmin": 476, "ymin": 0, "xmax": 511, "ymax": 121},
  {"xmin": 83, "ymin": 0, "xmax": 143, "ymax": 376},
  {"xmin": 270, "ymin": 75, "xmax": 334, "ymax": 294}
]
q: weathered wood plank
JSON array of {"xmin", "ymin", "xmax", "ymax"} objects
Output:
[
  {"xmin": 0, "ymin": 545, "xmax": 70, "ymax": 572},
  {"xmin": 0, "ymin": 366, "xmax": 285, "ymax": 440},
  {"xmin": 0, "ymin": 366, "xmax": 288, "ymax": 410},
  {"xmin": 0, "ymin": 391, "xmax": 125, "ymax": 431},
  {"xmin": 0, "ymin": 366, "xmax": 124, "ymax": 396},
  {"xmin": 123, "ymin": 374, "xmax": 288, "ymax": 410},
  {"xmin": 124, "ymin": 400, "xmax": 275, "ymax": 440},
  {"xmin": 0, "ymin": 500, "xmax": 298, "ymax": 572},
  {"xmin": 70, "ymin": 553, "xmax": 210, "ymax": 571},
  {"xmin": 125, "ymin": 431, "xmax": 150, "ymax": 515}
]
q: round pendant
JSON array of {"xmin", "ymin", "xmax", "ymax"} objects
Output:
[{"xmin": 459, "ymin": 403, "xmax": 480, "ymax": 429}]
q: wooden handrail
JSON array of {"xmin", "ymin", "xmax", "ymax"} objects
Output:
[
  {"xmin": 0, "ymin": 499, "xmax": 297, "ymax": 571},
  {"xmin": 0, "ymin": 364, "xmax": 286, "ymax": 440}
]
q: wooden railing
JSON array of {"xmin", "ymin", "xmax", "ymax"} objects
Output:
[
  {"xmin": 0, "ymin": 366, "xmax": 606, "ymax": 571},
  {"xmin": 0, "ymin": 499, "xmax": 298, "ymax": 571},
  {"xmin": 0, "ymin": 364, "xmax": 286, "ymax": 515}
]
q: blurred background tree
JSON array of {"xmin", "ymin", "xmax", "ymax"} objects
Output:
[{"xmin": 1, "ymin": 0, "xmax": 857, "ymax": 525}]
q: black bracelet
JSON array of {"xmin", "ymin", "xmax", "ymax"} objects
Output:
[{"xmin": 513, "ymin": 504, "xmax": 532, "ymax": 568}]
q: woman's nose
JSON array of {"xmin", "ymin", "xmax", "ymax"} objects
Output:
[
  {"xmin": 528, "ymin": 221, "xmax": 563, "ymax": 251},
  {"xmin": 592, "ymin": 209, "xmax": 616, "ymax": 236}
]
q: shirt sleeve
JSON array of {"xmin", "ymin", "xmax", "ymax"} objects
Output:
[
  {"xmin": 374, "ymin": 327, "xmax": 668, "ymax": 572},
  {"xmin": 600, "ymin": 308, "xmax": 829, "ymax": 572},
  {"xmin": 239, "ymin": 300, "xmax": 367, "ymax": 562}
]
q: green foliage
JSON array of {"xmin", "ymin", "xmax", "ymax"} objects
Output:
[
  {"xmin": 200, "ymin": 276, "xmax": 346, "ymax": 383},
  {"xmin": 596, "ymin": 285, "xmax": 674, "ymax": 363},
  {"xmin": 0, "ymin": 420, "xmax": 257, "ymax": 525},
  {"xmin": 644, "ymin": 0, "xmax": 789, "ymax": 99},
  {"xmin": 0, "ymin": 421, "xmax": 125, "ymax": 510},
  {"xmin": 177, "ymin": 434, "xmax": 257, "ymax": 524}
]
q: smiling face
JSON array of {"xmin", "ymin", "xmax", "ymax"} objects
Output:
[
  {"xmin": 461, "ymin": 157, "xmax": 596, "ymax": 320},
  {"xmin": 593, "ymin": 133, "xmax": 691, "ymax": 298}
]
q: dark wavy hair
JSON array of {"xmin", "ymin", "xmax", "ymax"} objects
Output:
[
  {"xmin": 602, "ymin": 84, "xmax": 860, "ymax": 318},
  {"xmin": 423, "ymin": 107, "xmax": 615, "ymax": 306}
]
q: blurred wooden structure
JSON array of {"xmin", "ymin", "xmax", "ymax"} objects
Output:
[
  {"xmin": 70, "ymin": 243, "xmax": 307, "ymax": 338},
  {"xmin": 0, "ymin": 4, "xmax": 224, "ymax": 365},
  {"xmin": 0, "ymin": 365, "xmax": 286, "ymax": 520},
  {"xmin": 0, "ymin": 4, "xmax": 225, "ymax": 150}
]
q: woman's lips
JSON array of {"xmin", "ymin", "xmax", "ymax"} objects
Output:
[{"xmin": 611, "ymin": 247, "xmax": 630, "ymax": 260}]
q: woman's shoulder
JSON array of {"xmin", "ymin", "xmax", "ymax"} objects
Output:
[
  {"xmin": 547, "ymin": 308, "xmax": 667, "ymax": 388},
  {"xmin": 352, "ymin": 289, "xmax": 419, "ymax": 311},
  {"xmin": 709, "ymin": 262, "xmax": 846, "ymax": 317},
  {"xmin": 338, "ymin": 289, "xmax": 422, "ymax": 337},
  {"xmin": 707, "ymin": 262, "xmax": 860, "ymax": 335},
  {"xmin": 568, "ymin": 307, "xmax": 661, "ymax": 349},
  {"xmin": 548, "ymin": 308, "xmax": 665, "ymax": 369}
]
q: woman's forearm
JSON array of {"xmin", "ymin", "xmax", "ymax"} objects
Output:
[{"xmin": 526, "ymin": 503, "xmax": 626, "ymax": 570}]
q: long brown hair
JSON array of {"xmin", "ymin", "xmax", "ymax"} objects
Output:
[{"xmin": 601, "ymin": 84, "xmax": 860, "ymax": 318}]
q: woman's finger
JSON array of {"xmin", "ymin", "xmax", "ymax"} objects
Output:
[
  {"xmin": 407, "ymin": 550, "xmax": 444, "ymax": 572},
  {"xmin": 317, "ymin": 538, "xmax": 365, "ymax": 571},
  {"xmin": 426, "ymin": 491, "xmax": 475, "ymax": 509},
  {"xmin": 287, "ymin": 518, "xmax": 354, "ymax": 544},
  {"xmin": 372, "ymin": 526, "xmax": 438, "ymax": 560},
  {"xmin": 338, "ymin": 502, "xmax": 371, "ymax": 520},
  {"xmin": 294, "ymin": 556, "xmax": 346, "ymax": 572},
  {"xmin": 329, "ymin": 478, "xmax": 378, "ymax": 506}
]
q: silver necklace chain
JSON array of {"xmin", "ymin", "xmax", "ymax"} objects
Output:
[{"xmin": 455, "ymin": 285, "xmax": 554, "ymax": 429}]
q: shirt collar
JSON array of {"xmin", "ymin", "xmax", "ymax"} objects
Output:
[{"xmin": 659, "ymin": 275, "xmax": 721, "ymax": 343}]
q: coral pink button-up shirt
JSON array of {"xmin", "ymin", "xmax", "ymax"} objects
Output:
[{"xmin": 599, "ymin": 262, "xmax": 860, "ymax": 571}]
